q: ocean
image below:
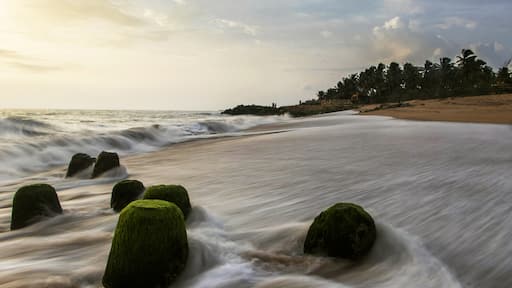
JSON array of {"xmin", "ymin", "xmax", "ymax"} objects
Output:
[
  {"xmin": 0, "ymin": 110, "xmax": 510, "ymax": 288},
  {"xmin": 0, "ymin": 109, "xmax": 284, "ymax": 183}
]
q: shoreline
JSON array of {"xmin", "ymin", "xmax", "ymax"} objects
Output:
[
  {"xmin": 1, "ymin": 110, "xmax": 511, "ymax": 287},
  {"xmin": 358, "ymin": 94, "xmax": 512, "ymax": 125}
]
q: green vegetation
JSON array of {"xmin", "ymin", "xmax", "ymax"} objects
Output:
[
  {"xmin": 222, "ymin": 105, "xmax": 284, "ymax": 116},
  {"xmin": 223, "ymin": 49, "xmax": 512, "ymax": 117},
  {"xmin": 110, "ymin": 180, "xmax": 145, "ymax": 212},
  {"xmin": 65, "ymin": 153, "xmax": 96, "ymax": 178},
  {"xmin": 304, "ymin": 203, "xmax": 376, "ymax": 260},
  {"xmin": 10, "ymin": 184, "xmax": 63, "ymax": 230},
  {"xmin": 102, "ymin": 200, "xmax": 188, "ymax": 288},
  {"xmin": 143, "ymin": 185, "xmax": 192, "ymax": 218},
  {"xmin": 222, "ymin": 100, "xmax": 353, "ymax": 117},
  {"xmin": 92, "ymin": 151, "xmax": 120, "ymax": 178},
  {"xmin": 317, "ymin": 49, "xmax": 512, "ymax": 104}
]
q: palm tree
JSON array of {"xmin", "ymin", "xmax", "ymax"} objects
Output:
[
  {"xmin": 496, "ymin": 59, "xmax": 511, "ymax": 85},
  {"xmin": 317, "ymin": 90, "xmax": 326, "ymax": 100},
  {"xmin": 456, "ymin": 49, "xmax": 487, "ymax": 95},
  {"xmin": 438, "ymin": 57, "xmax": 455, "ymax": 97},
  {"xmin": 341, "ymin": 74, "xmax": 359, "ymax": 100},
  {"xmin": 375, "ymin": 63, "xmax": 387, "ymax": 102},
  {"xmin": 456, "ymin": 49, "xmax": 477, "ymax": 67},
  {"xmin": 421, "ymin": 60, "xmax": 440, "ymax": 98},
  {"xmin": 403, "ymin": 63, "xmax": 421, "ymax": 92},
  {"xmin": 387, "ymin": 62, "xmax": 403, "ymax": 102}
]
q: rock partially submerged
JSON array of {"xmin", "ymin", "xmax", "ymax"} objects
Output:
[
  {"xmin": 65, "ymin": 153, "xmax": 96, "ymax": 178},
  {"xmin": 92, "ymin": 151, "xmax": 120, "ymax": 178},
  {"xmin": 143, "ymin": 185, "xmax": 192, "ymax": 218},
  {"xmin": 110, "ymin": 180, "xmax": 145, "ymax": 212},
  {"xmin": 102, "ymin": 200, "xmax": 188, "ymax": 288},
  {"xmin": 10, "ymin": 184, "xmax": 63, "ymax": 230},
  {"xmin": 304, "ymin": 203, "xmax": 376, "ymax": 260}
]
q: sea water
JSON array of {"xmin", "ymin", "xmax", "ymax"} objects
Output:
[{"xmin": 0, "ymin": 110, "xmax": 510, "ymax": 288}]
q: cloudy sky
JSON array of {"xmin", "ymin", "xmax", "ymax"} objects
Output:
[{"xmin": 1, "ymin": 0, "xmax": 511, "ymax": 110}]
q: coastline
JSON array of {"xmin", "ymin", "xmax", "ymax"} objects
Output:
[
  {"xmin": 1, "ymin": 111, "xmax": 511, "ymax": 287},
  {"xmin": 359, "ymin": 94, "xmax": 512, "ymax": 124}
]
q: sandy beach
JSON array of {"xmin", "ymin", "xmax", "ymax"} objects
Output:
[{"xmin": 360, "ymin": 94, "xmax": 512, "ymax": 124}]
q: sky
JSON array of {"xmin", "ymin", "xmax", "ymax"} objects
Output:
[{"xmin": 0, "ymin": 0, "xmax": 511, "ymax": 110}]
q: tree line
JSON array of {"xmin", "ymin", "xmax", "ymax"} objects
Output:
[{"xmin": 316, "ymin": 49, "xmax": 512, "ymax": 104}]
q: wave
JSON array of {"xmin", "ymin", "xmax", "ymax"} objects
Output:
[
  {"xmin": 174, "ymin": 209, "xmax": 462, "ymax": 288},
  {"xmin": 227, "ymin": 222, "xmax": 462, "ymax": 288},
  {"xmin": 0, "ymin": 114, "xmax": 286, "ymax": 181},
  {"xmin": 0, "ymin": 117, "xmax": 56, "ymax": 137}
]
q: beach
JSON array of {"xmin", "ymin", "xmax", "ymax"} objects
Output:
[
  {"xmin": 360, "ymin": 94, "xmax": 512, "ymax": 124},
  {"xmin": 0, "ymin": 111, "xmax": 511, "ymax": 287}
]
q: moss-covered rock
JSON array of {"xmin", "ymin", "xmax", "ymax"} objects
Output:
[
  {"xmin": 10, "ymin": 184, "xmax": 63, "ymax": 230},
  {"xmin": 110, "ymin": 180, "xmax": 145, "ymax": 212},
  {"xmin": 102, "ymin": 200, "xmax": 188, "ymax": 288},
  {"xmin": 143, "ymin": 185, "xmax": 191, "ymax": 218},
  {"xmin": 65, "ymin": 153, "xmax": 96, "ymax": 178},
  {"xmin": 92, "ymin": 151, "xmax": 120, "ymax": 178},
  {"xmin": 304, "ymin": 203, "xmax": 376, "ymax": 260}
]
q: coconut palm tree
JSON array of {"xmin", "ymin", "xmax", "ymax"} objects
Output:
[{"xmin": 438, "ymin": 57, "xmax": 455, "ymax": 97}]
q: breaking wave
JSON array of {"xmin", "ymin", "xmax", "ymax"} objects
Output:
[{"xmin": 0, "ymin": 112, "xmax": 287, "ymax": 181}]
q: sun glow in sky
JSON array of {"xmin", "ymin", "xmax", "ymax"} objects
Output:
[{"xmin": 1, "ymin": 0, "xmax": 511, "ymax": 110}]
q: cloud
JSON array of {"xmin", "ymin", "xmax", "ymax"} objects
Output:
[
  {"xmin": 494, "ymin": 41, "xmax": 505, "ymax": 52},
  {"xmin": 383, "ymin": 16, "xmax": 404, "ymax": 30},
  {"xmin": 368, "ymin": 16, "xmax": 457, "ymax": 64},
  {"xmin": 372, "ymin": 17, "xmax": 404, "ymax": 37},
  {"xmin": 12, "ymin": 0, "xmax": 145, "ymax": 27},
  {"xmin": 320, "ymin": 30, "xmax": 333, "ymax": 38},
  {"xmin": 143, "ymin": 9, "xmax": 169, "ymax": 27},
  {"xmin": 1, "ymin": 0, "xmax": 512, "ymax": 109},
  {"xmin": 383, "ymin": 0, "xmax": 424, "ymax": 14},
  {"xmin": 467, "ymin": 42, "xmax": 512, "ymax": 68},
  {"xmin": 436, "ymin": 17, "xmax": 478, "ymax": 30},
  {"xmin": 214, "ymin": 19, "xmax": 259, "ymax": 36},
  {"xmin": 0, "ymin": 49, "xmax": 65, "ymax": 72}
]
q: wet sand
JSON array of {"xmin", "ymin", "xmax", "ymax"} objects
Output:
[{"xmin": 360, "ymin": 94, "xmax": 512, "ymax": 124}]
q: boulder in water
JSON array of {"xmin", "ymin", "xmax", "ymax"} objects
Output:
[
  {"xmin": 102, "ymin": 200, "xmax": 188, "ymax": 288},
  {"xmin": 304, "ymin": 203, "xmax": 376, "ymax": 260},
  {"xmin": 65, "ymin": 153, "xmax": 96, "ymax": 178},
  {"xmin": 143, "ymin": 185, "xmax": 191, "ymax": 218},
  {"xmin": 92, "ymin": 151, "xmax": 120, "ymax": 178},
  {"xmin": 10, "ymin": 184, "xmax": 63, "ymax": 230},
  {"xmin": 110, "ymin": 180, "xmax": 145, "ymax": 212}
]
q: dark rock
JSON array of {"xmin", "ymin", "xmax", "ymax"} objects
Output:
[
  {"xmin": 10, "ymin": 184, "xmax": 63, "ymax": 230},
  {"xmin": 66, "ymin": 153, "xmax": 96, "ymax": 178},
  {"xmin": 304, "ymin": 203, "xmax": 376, "ymax": 260},
  {"xmin": 92, "ymin": 151, "xmax": 120, "ymax": 178},
  {"xmin": 102, "ymin": 200, "xmax": 188, "ymax": 288},
  {"xmin": 221, "ymin": 105, "xmax": 284, "ymax": 116},
  {"xmin": 143, "ymin": 185, "xmax": 192, "ymax": 218},
  {"xmin": 111, "ymin": 180, "xmax": 145, "ymax": 212}
]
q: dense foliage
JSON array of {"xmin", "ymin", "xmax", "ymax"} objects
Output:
[{"xmin": 316, "ymin": 49, "xmax": 512, "ymax": 104}]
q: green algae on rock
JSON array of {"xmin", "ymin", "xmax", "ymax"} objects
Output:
[
  {"xmin": 102, "ymin": 200, "xmax": 188, "ymax": 288},
  {"xmin": 92, "ymin": 151, "xmax": 120, "ymax": 178},
  {"xmin": 304, "ymin": 203, "xmax": 376, "ymax": 260},
  {"xmin": 110, "ymin": 180, "xmax": 145, "ymax": 212},
  {"xmin": 10, "ymin": 184, "xmax": 63, "ymax": 230},
  {"xmin": 65, "ymin": 153, "xmax": 96, "ymax": 178},
  {"xmin": 143, "ymin": 185, "xmax": 191, "ymax": 218}
]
